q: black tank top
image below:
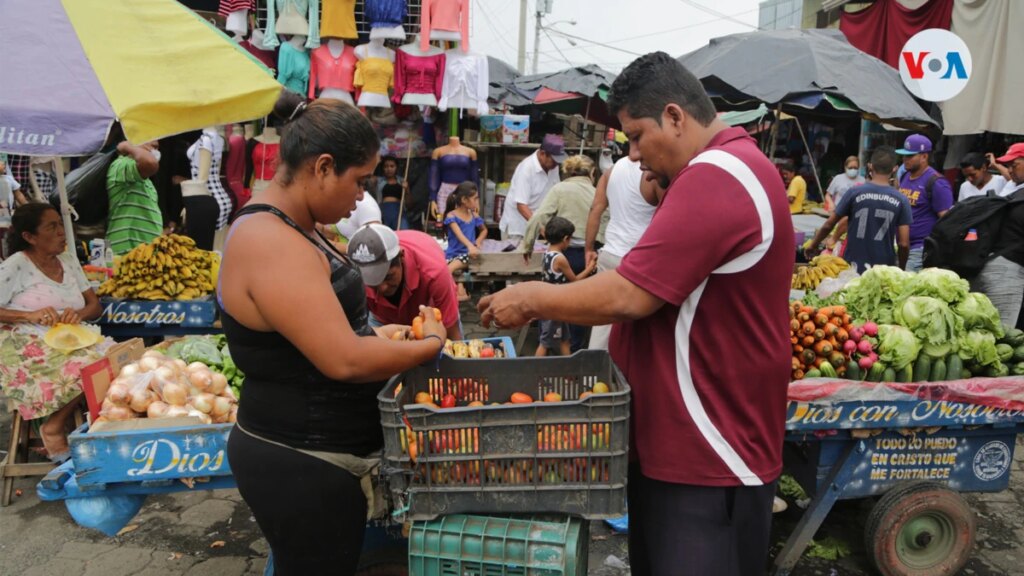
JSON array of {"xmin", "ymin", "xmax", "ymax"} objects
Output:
[{"xmin": 220, "ymin": 204, "xmax": 384, "ymax": 455}]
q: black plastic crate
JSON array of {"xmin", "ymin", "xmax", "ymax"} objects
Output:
[{"xmin": 378, "ymin": 351, "xmax": 629, "ymax": 521}]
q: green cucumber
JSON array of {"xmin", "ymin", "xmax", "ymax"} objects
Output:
[
  {"xmin": 945, "ymin": 355, "xmax": 963, "ymax": 381},
  {"xmin": 896, "ymin": 365, "xmax": 913, "ymax": 383},
  {"xmin": 805, "ymin": 369, "xmax": 822, "ymax": 378},
  {"xmin": 845, "ymin": 361, "xmax": 862, "ymax": 381},
  {"xmin": 867, "ymin": 362, "xmax": 886, "ymax": 382},
  {"xmin": 931, "ymin": 358, "xmax": 947, "ymax": 381},
  {"xmin": 882, "ymin": 367, "xmax": 897, "ymax": 383},
  {"xmin": 961, "ymin": 369, "xmax": 973, "ymax": 379},
  {"xmin": 819, "ymin": 361, "xmax": 837, "ymax": 378},
  {"xmin": 914, "ymin": 356, "xmax": 932, "ymax": 382}
]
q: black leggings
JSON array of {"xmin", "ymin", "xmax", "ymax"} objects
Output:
[
  {"xmin": 183, "ymin": 195, "xmax": 220, "ymax": 251},
  {"xmin": 227, "ymin": 428, "xmax": 368, "ymax": 576},
  {"xmin": 627, "ymin": 462, "xmax": 777, "ymax": 576}
]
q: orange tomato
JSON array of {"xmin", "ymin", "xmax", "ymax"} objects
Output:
[
  {"xmin": 543, "ymin": 392, "xmax": 563, "ymax": 402},
  {"xmin": 414, "ymin": 392, "xmax": 433, "ymax": 404},
  {"xmin": 411, "ymin": 316, "xmax": 424, "ymax": 340},
  {"xmin": 468, "ymin": 400, "xmax": 484, "ymax": 407},
  {"xmin": 579, "ymin": 391, "xmax": 593, "ymax": 400},
  {"xmin": 510, "ymin": 392, "xmax": 534, "ymax": 404}
]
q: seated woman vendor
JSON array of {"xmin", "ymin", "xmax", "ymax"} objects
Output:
[{"xmin": 0, "ymin": 203, "xmax": 103, "ymax": 462}]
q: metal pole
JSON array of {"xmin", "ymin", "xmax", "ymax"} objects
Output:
[
  {"xmin": 517, "ymin": 0, "xmax": 528, "ymax": 74},
  {"xmin": 793, "ymin": 116, "xmax": 825, "ymax": 203},
  {"xmin": 532, "ymin": 9, "xmax": 543, "ymax": 74}
]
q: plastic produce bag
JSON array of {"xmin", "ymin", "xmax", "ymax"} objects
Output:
[
  {"xmin": 63, "ymin": 150, "xmax": 116, "ymax": 226},
  {"xmin": 65, "ymin": 494, "xmax": 147, "ymax": 536}
]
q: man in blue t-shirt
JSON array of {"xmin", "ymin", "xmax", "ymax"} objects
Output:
[
  {"xmin": 895, "ymin": 134, "xmax": 953, "ymax": 271},
  {"xmin": 806, "ymin": 147, "xmax": 912, "ymax": 272}
]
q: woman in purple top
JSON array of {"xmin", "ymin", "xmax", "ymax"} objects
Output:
[{"xmin": 444, "ymin": 182, "xmax": 486, "ymax": 301}]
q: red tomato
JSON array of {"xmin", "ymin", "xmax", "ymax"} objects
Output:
[{"xmin": 441, "ymin": 394, "xmax": 457, "ymax": 409}]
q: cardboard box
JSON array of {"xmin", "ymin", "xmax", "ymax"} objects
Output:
[{"xmin": 480, "ymin": 114, "xmax": 530, "ymax": 144}]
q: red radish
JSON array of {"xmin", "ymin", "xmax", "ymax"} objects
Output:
[
  {"xmin": 849, "ymin": 327, "xmax": 864, "ymax": 342},
  {"xmin": 842, "ymin": 340, "xmax": 858, "ymax": 354},
  {"xmin": 868, "ymin": 352, "xmax": 879, "ymax": 362},
  {"xmin": 857, "ymin": 340, "xmax": 873, "ymax": 355},
  {"xmin": 858, "ymin": 356, "xmax": 875, "ymax": 370},
  {"xmin": 862, "ymin": 322, "xmax": 878, "ymax": 337}
]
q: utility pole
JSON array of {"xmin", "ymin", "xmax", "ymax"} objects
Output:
[
  {"xmin": 517, "ymin": 0, "xmax": 528, "ymax": 74},
  {"xmin": 532, "ymin": 8, "xmax": 542, "ymax": 74}
]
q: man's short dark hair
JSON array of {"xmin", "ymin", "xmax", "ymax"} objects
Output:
[
  {"xmin": 959, "ymin": 152, "xmax": 987, "ymax": 171},
  {"xmin": 869, "ymin": 146, "xmax": 898, "ymax": 176},
  {"xmin": 779, "ymin": 161, "xmax": 796, "ymax": 174},
  {"xmin": 607, "ymin": 52, "xmax": 717, "ymax": 127}
]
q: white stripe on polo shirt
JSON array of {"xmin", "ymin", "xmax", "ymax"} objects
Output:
[{"xmin": 673, "ymin": 149, "xmax": 776, "ymax": 486}]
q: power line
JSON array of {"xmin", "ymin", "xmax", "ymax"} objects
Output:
[
  {"xmin": 542, "ymin": 28, "xmax": 575, "ymax": 68},
  {"xmin": 677, "ymin": 0, "xmax": 759, "ymax": 30},
  {"xmin": 544, "ymin": 28, "xmax": 642, "ymax": 56},
  {"xmin": 472, "ymin": 0, "xmax": 519, "ymax": 63}
]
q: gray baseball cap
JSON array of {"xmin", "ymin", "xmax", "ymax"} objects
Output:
[{"xmin": 347, "ymin": 224, "xmax": 401, "ymax": 286}]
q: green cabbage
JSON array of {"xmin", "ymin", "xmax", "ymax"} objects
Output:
[
  {"xmin": 894, "ymin": 297, "xmax": 962, "ymax": 359},
  {"xmin": 958, "ymin": 330, "xmax": 1001, "ymax": 367},
  {"xmin": 840, "ymin": 266, "xmax": 909, "ymax": 324},
  {"xmin": 877, "ymin": 324, "xmax": 921, "ymax": 370},
  {"xmin": 954, "ymin": 292, "xmax": 1004, "ymax": 337},
  {"xmin": 901, "ymin": 268, "xmax": 970, "ymax": 304}
]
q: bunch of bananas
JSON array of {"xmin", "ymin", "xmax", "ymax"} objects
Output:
[
  {"xmin": 792, "ymin": 255, "xmax": 851, "ymax": 290},
  {"xmin": 97, "ymin": 235, "xmax": 218, "ymax": 301}
]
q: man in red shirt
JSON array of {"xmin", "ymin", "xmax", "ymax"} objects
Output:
[
  {"xmin": 348, "ymin": 224, "xmax": 462, "ymax": 339},
  {"xmin": 477, "ymin": 52, "xmax": 794, "ymax": 575}
]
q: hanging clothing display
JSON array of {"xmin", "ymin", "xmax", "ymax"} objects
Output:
[
  {"xmin": 278, "ymin": 42, "xmax": 311, "ymax": 96},
  {"xmin": 941, "ymin": 0, "xmax": 1024, "ymax": 135},
  {"xmin": 354, "ymin": 57, "xmax": 394, "ymax": 106},
  {"xmin": 225, "ymin": 129, "xmax": 248, "ymax": 212},
  {"xmin": 320, "ymin": 0, "xmax": 357, "ymax": 40},
  {"xmin": 263, "ymin": 0, "xmax": 320, "ymax": 49},
  {"xmin": 309, "ymin": 43, "xmax": 357, "ymax": 98},
  {"xmin": 187, "ymin": 130, "xmax": 233, "ymax": 230},
  {"xmin": 839, "ymin": 0, "xmax": 953, "ymax": 69},
  {"xmin": 437, "ymin": 50, "xmax": 488, "ymax": 113},
  {"xmin": 429, "ymin": 154, "xmax": 478, "ymax": 207},
  {"xmin": 240, "ymin": 30, "xmax": 277, "ymax": 70},
  {"xmin": 249, "ymin": 140, "xmax": 280, "ymax": 184},
  {"xmin": 219, "ymin": 0, "xmax": 255, "ymax": 35},
  {"xmin": 366, "ymin": 0, "xmax": 407, "ymax": 37},
  {"xmin": 420, "ymin": 0, "xmax": 470, "ymax": 53},
  {"xmin": 392, "ymin": 50, "xmax": 445, "ymax": 106}
]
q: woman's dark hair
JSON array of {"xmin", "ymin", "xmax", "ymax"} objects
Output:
[
  {"xmin": 544, "ymin": 216, "xmax": 575, "ymax": 245},
  {"xmin": 272, "ymin": 90, "xmax": 380, "ymax": 185},
  {"xmin": 445, "ymin": 181, "xmax": 478, "ymax": 215},
  {"xmin": 8, "ymin": 202, "xmax": 58, "ymax": 254},
  {"xmin": 607, "ymin": 52, "xmax": 716, "ymax": 127}
]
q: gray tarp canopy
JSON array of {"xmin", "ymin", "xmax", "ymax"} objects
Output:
[
  {"xmin": 489, "ymin": 64, "xmax": 618, "ymax": 125},
  {"xmin": 678, "ymin": 28, "xmax": 938, "ymax": 130}
]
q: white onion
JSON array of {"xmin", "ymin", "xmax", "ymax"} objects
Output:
[
  {"xmin": 147, "ymin": 401, "xmax": 170, "ymax": 419},
  {"xmin": 187, "ymin": 362, "xmax": 209, "ymax": 374},
  {"xmin": 189, "ymin": 369, "xmax": 213, "ymax": 392},
  {"xmin": 211, "ymin": 396, "xmax": 232, "ymax": 418},
  {"xmin": 161, "ymin": 382, "xmax": 189, "ymax": 406},
  {"xmin": 154, "ymin": 365, "xmax": 178, "ymax": 383},
  {"xmin": 138, "ymin": 356, "xmax": 162, "ymax": 373},
  {"xmin": 119, "ymin": 363, "xmax": 141, "ymax": 378},
  {"xmin": 106, "ymin": 382, "xmax": 130, "ymax": 405},
  {"xmin": 211, "ymin": 412, "xmax": 229, "ymax": 424},
  {"xmin": 187, "ymin": 408, "xmax": 213, "ymax": 425},
  {"xmin": 104, "ymin": 405, "xmax": 135, "ymax": 421},
  {"xmin": 129, "ymin": 389, "xmax": 155, "ymax": 413},
  {"xmin": 172, "ymin": 359, "xmax": 188, "ymax": 371},
  {"xmin": 142, "ymin": 350, "xmax": 167, "ymax": 361},
  {"xmin": 191, "ymin": 393, "xmax": 216, "ymax": 414},
  {"xmin": 228, "ymin": 405, "xmax": 238, "ymax": 423},
  {"xmin": 209, "ymin": 372, "xmax": 228, "ymax": 395},
  {"xmin": 222, "ymin": 386, "xmax": 238, "ymax": 402},
  {"xmin": 165, "ymin": 405, "xmax": 190, "ymax": 418}
]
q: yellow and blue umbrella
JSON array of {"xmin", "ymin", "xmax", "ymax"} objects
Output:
[{"xmin": 0, "ymin": 0, "xmax": 282, "ymax": 156}]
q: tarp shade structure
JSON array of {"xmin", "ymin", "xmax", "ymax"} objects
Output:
[
  {"xmin": 0, "ymin": 0, "xmax": 282, "ymax": 156},
  {"xmin": 490, "ymin": 65, "xmax": 619, "ymax": 127},
  {"xmin": 678, "ymin": 29, "xmax": 938, "ymax": 130},
  {"xmin": 839, "ymin": 0, "xmax": 954, "ymax": 69},
  {"xmin": 941, "ymin": 0, "xmax": 1024, "ymax": 135}
]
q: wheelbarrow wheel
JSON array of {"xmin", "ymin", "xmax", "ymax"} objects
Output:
[{"xmin": 864, "ymin": 481, "xmax": 975, "ymax": 576}]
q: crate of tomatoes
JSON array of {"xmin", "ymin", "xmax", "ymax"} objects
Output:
[{"xmin": 378, "ymin": 350, "xmax": 629, "ymax": 521}]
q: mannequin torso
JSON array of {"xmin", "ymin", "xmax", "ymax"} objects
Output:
[
  {"xmin": 354, "ymin": 39, "xmax": 395, "ymax": 109},
  {"xmin": 252, "ymin": 127, "xmax": 281, "ymax": 195},
  {"xmin": 429, "ymin": 137, "xmax": 478, "ymax": 218},
  {"xmin": 311, "ymin": 39, "xmax": 356, "ymax": 104},
  {"xmin": 394, "ymin": 38, "xmax": 445, "ymax": 107}
]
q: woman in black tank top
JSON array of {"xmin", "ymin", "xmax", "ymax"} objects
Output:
[{"xmin": 220, "ymin": 92, "xmax": 447, "ymax": 576}]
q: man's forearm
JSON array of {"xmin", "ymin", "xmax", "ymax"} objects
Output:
[
  {"xmin": 516, "ymin": 203, "xmax": 532, "ymax": 221},
  {"xmin": 525, "ymin": 271, "xmax": 663, "ymax": 326},
  {"xmin": 898, "ymin": 246, "xmax": 910, "ymax": 270},
  {"xmin": 584, "ymin": 208, "xmax": 602, "ymax": 252}
]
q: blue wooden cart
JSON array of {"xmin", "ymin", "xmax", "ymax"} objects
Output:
[{"xmin": 774, "ymin": 391, "xmax": 1024, "ymax": 576}]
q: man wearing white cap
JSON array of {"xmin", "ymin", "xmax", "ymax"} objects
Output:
[
  {"xmin": 348, "ymin": 224, "xmax": 463, "ymax": 340},
  {"xmin": 499, "ymin": 134, "xmax": 566, "ymax": 242}
]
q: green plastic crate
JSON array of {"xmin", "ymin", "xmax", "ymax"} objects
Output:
[{"xmin": 408, "ymin": 515, "xmax": 588, "ymax": 576}]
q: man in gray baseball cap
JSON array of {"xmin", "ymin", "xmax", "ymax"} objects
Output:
[{"xmin": 348, "ymin": 224, "xmax": 463, "ymax": 339}]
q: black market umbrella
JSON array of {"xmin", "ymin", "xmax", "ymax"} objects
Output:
[{"xmin": 678, "ymin": 28, "xmax": 938, "ymax": 130}]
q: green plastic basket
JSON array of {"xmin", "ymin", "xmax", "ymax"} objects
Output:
[{"xmin": 408, "ymin": 514, "xmax": 588, "ymax": 576}]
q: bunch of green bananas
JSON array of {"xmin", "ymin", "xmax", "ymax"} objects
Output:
[{"xmin": 97, "ymin": 235, "xmax": 217, "ymax": 301}]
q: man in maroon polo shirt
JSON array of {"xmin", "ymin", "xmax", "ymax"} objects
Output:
[
  {"xmin": 348, "ymin": 224, "xmax": 463, "ymax": 340},
  {"xmin": 477, "ymin": 52, "xmax": 794, "ymax": 575}
]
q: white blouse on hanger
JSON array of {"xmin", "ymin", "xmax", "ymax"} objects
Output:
[{"xmin": 437, "ymin": 50, "xmax": 489, "ymax": 114}]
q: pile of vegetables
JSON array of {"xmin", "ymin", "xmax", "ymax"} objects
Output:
[
  {"xmin": 97, "ymin": 349, "xmax": 237, "ymax": 425},
  {"xmin": 789, "ymin": 303, "xmax": 856, "ymax": 380},
  {"xmin": 165, "ymin": 335, "xmax": 243, "ymax": 399},
  {"xmin": 802, "ymin": 266, "xmax": 1024, "ymax": 381}
]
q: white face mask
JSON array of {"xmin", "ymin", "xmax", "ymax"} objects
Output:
[
  {"xmin": 846, "ymin": 168, "xmax": 859, "ymax": 179},
  {"xmin": 150, "ymin": 150, "xmax": 162, "ymax": 163}
]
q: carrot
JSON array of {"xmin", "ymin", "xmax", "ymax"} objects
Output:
[
  {"xmin": 790, "ymin": 319, "xmax": 801, "ymax": 333},
  {"xmin": 814, "ymin": 314, "xmax": 830, "ymax": 327},
  {"xmin": 791, "ymin": 336, "xmax": 799, "ymax": 345},
  {"xmin": 798, "ymin": 312, "xmax": 812, "ymax": 323},
  {"xmin": 836, "ymin": 328, "xmax": 849, "ymax": 343},
  {"xmin": 802, "ymin": 335, "xmax": 815, "ymax": 347},
  {"xmin": 818, "ymin": 306, "xmax": 833, "ymax": 318},
  {"xmin": 794, "ymin": 345, "xmax": 804, "ymax": 353},
  {"xmin": 800, "ymin": 306, "xmax": 815, "ymax": 315},
  {"xmin": 802, "ymin": 322, "xmax": 816, "ymax": 335},
  {"xmin": 834, "ymin": 306, "xmax": 847, "ymax": 315},
  {"xmin": 829, "ymin": 316, "xmax": 844, "ymax": 327},
  {"xmin": 813, "ymin": 340, "xmax": 833, "ymax": 356},
  {"xmin": 793, "ymin": 369, "xmax": 805, "ymax": 381}
]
